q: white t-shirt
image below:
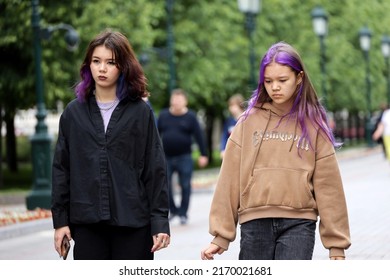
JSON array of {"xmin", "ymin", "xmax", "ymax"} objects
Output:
[{"xmin": 381, "ymin": 109, "xmax": 390, "ymax": 136}]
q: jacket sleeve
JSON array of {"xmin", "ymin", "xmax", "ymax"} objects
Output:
[
  {"xmin": 313, "ymin": 133, "xmax": 351, "ymax": 258},
  {"xmin": 142, "ymin": 109, "xmax": 170, "ymax": 236},
  {"xmin": 51, "ymin": 113, "xmax": 71, "ymax": 229},
  {"xmin": 208, "ymin": 131, "xmax": 242, "ymax": 250},
  {"xmin": 191, "ymin": 112, "xmax": 208, "ymax": 156}
]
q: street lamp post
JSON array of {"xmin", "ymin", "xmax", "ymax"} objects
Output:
[
  {"xmin": 238, "ymin": 0, "xmax": 261, "ymax": 90},
  {"xmin": 166, "ymin": 0, "xmax": 176, "ymax": 96},
  {"xmin": 311, "ymin": 6, "xmax": 328, "ymax": 108},
  {"xmin": 381, "ymin": 35, "xmax": 390, "ymax": 108},
  {"xmin": 26, "ymin": 0, "xmax": 79, "ymax": 210},
  {"xmin": 359, "ymin": 26, "xmax": 373, "ymax": 147}
]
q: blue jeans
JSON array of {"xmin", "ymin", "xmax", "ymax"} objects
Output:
[
  {"xmin": 239, "ymin": 218, "xmax": 316, "ymax": 260},
  {"xmin": 166, "ymin": 153, "xmax": 193, "ymax": 218}
]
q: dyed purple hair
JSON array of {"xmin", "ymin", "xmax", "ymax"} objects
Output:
[
  {"xmin": 74, "ymin": 29, "xmax": 148, "ymax": 102},
  {"xmin": 245, "ymin": 41, "xmax": 340, "ymax": 150}
]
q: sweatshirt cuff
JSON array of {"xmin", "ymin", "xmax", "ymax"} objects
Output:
[
  {"xmin": 329, "ymin": 247, "xmax": 345, "ymax": 258},
  {"xmin": 211, "ymin": 236, "xmax": 230, "ymax": 251}
]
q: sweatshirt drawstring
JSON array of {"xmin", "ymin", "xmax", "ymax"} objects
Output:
[{"xmin": 250, "ymin": 109, "xmax": 271, "ymax": 176}]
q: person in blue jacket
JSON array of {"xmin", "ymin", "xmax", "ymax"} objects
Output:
[{"xmin": 220, "ymin": 93, "xmax": 245, "ymax": 159}]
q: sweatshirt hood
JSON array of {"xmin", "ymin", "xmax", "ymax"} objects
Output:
[{"xmin": 256, "ymin": 102, "xmax": 290, "ymax": 117}]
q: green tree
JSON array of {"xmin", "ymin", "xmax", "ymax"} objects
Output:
[
  {"xmin": 0, "ymin": 0, "xmax": 82, "ymax": 179},
  {"xmin": 1, "ymin": 0, "xmax": 36, "ymax": 173}
]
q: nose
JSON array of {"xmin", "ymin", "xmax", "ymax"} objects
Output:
[
  {"xmin": 99, "ymin": 63, "xmax": 107, "ymax": 72},
  {"xmin": 271, "ymin": 82, "xmax": 280, "ymax": 91}
]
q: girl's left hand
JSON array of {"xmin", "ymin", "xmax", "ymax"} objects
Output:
[
  {"xmin": 330, "ymin": 256, "xmax": 345, "ymax": 260},
  {"xmin": 151, "ymin": 233, "xmax": 170, "ymax": 252}
]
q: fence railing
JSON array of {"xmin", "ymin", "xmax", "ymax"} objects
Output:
[
  {"xmin": 1, "ymin": 109, "xmax": 60, "ymax": 137},
  {"xmin": 332, "ymin": 110, "xmax": 380, "ymax": 146}
]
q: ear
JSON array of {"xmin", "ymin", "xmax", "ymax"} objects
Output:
[{"xmin": 297, "ymin": 71, "xmax": 304, "ymax": 85}]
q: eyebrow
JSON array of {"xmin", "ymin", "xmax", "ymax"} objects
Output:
[
  {"xmin": 92, "ymin": 56, "xmax": 115, "ymax": 59},
  {"xmin": 264, "ymin": 74, "xmax": 289, "ymax": 79}
]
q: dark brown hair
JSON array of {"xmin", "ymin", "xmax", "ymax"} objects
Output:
[{"xmin": 75, "ymin": 29, "xmax": 148, "ymax": 102}]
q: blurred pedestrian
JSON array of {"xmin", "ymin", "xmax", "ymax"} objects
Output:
[
  {"xmin": 373, "ymin": 106, "xmax": 390, "ymax": 160},
  {"xmin": 157, "ymin": 88, "xmax": 209, "ymax": 225},
  {"xmin": 220, "ymin": 93, "xmax": 245, "ymax": 159},
  {"xmin": 372, "ymin": 103, "xmax": 389, "ymax": 158},
  {"xmin": 142, "ymin": 95, "xmax": 157, "ymax": 125},
  {"xmin": 201, "ymin": 41, "xmax": 351, "ymax": 260},
  {"xmin": 51, "ymin": 29, "xmax": 170, "ymax": 260}
]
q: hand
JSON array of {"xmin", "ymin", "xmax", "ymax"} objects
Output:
[
  {"xmin": 201, "ymin": 243, "xmax": 225, "ymax": 260},
  {"xmin": 151, "ymin": 233, "xmax": 170, "ymax": 252},
  {"xmin": 330, "ymin": 256, "xmax": 345, "ymax": 260},
  {"xmin": 198, "ymin": 156, "xmax": 208, "ymax": 168},
  {"xmin": 54, "ymin": 226, "xmax": 71, "ymax": 257},
  {"xmin": 372, "ymin": 123, "xmax": 384, "ymax": 141}
]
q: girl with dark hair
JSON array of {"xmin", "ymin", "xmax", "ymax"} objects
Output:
[
  {"xmin": 201, "ymin": 42, "xmax": 351, "ymax": 260},
  {"xmin": 51, "ymin": 29, "xmax": 170, "ymax": 260}
]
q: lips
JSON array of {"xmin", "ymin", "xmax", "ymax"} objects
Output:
[{"xmin": 98, "ymin": 76, "xmax": 107, "ymax": 80}]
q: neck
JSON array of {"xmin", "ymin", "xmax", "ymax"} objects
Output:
[
  {"xmin": 169, "ymin": 107, "xmax": 188, "ymax": 116},
  {"xmin": 232, "ymin": 111, "xmax": 242, "ymax": 119},
  {"xmin": 271, "ymin": 101, "xmax": 293, "ymax": 116},
  {"xmin": 94, "ymin": 89, "xmax": 117, "ymax": 103}
]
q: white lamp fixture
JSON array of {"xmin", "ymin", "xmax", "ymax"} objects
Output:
[
  {"xmin": 359, "ymin": 26, "xmax": 372, "ymax": 52},
  {"xmin": 381, "ymin": 35, "xmax": 390, "ymax": 58},
  {"xmin": 311, "ymin": 5, "xmax": 328, "ymax": 37},
  {"xmin": 237, "ymin": 0, "xmax": 261, "ymax": 14}
]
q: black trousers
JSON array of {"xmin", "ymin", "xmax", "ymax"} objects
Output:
[{"xmin": 71, "ymin": 223, "xmax": 154, "ymax": 260}]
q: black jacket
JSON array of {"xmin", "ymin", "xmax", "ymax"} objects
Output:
[{"xmin": 51, "ymin": 96, "xmax": 170, "ymax": 236}]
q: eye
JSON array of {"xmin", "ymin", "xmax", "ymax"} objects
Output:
[
  {"xmin": 92, "ymin": 59, "xmax": 100, "ymax": 64},
  {"xmin": 108, "ymin": 60, "xmax": 117, "ymax": 65},
  {"xmin": 264, "ymin": 80, "xmax": 271, "ymax": 84}
]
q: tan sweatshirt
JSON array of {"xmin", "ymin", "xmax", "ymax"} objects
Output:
[{"xmin": 209, "ymin": 102, "xmax": 351, "ymax": 258}]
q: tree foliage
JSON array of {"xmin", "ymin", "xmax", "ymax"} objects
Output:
[
  {"xmin": 4, "ymin": 0, "xmax": 390, "ymax": 114},
  {"xmin": 2, "ymin": 0, "xmax": 390, "ymax": 169}
]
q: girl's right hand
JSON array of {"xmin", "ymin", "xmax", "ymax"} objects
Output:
[
  {"xmin": 201, "ymin": 243, "xmax": 225, "ymax": 260},
  {"xmin": 54, "ymin": 226, "xmax": 71, "ymax": 257}
]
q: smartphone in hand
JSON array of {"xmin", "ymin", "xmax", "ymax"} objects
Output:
[{"xmin": 61, "ymin": 235, "xmax": 71, "ymax": 260}]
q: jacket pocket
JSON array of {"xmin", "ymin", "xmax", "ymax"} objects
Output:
[
  {"xmin": 241, "ymin": 167, "xmax": 316, "ymax": 210},
  {"xmin": 111, "ymin": 129, "xmax": 136, "ymax": 162}
]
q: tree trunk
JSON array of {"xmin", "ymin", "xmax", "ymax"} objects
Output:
[
  {"xmin": 4, "ymin": 110, "xmax": 18, "ymax": 172},
  {"xmin": 0, "ymin": 105, "xmax": 3, "ymax": 189}
]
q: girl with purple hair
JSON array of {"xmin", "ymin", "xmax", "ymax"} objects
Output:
[
  {"xmin": 202, "ymin": 42, "xmax": 351, "ymax": 260},
  {"xmin": 51, "ymin": 29, "xmax": 170, "ymax": 259}
]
